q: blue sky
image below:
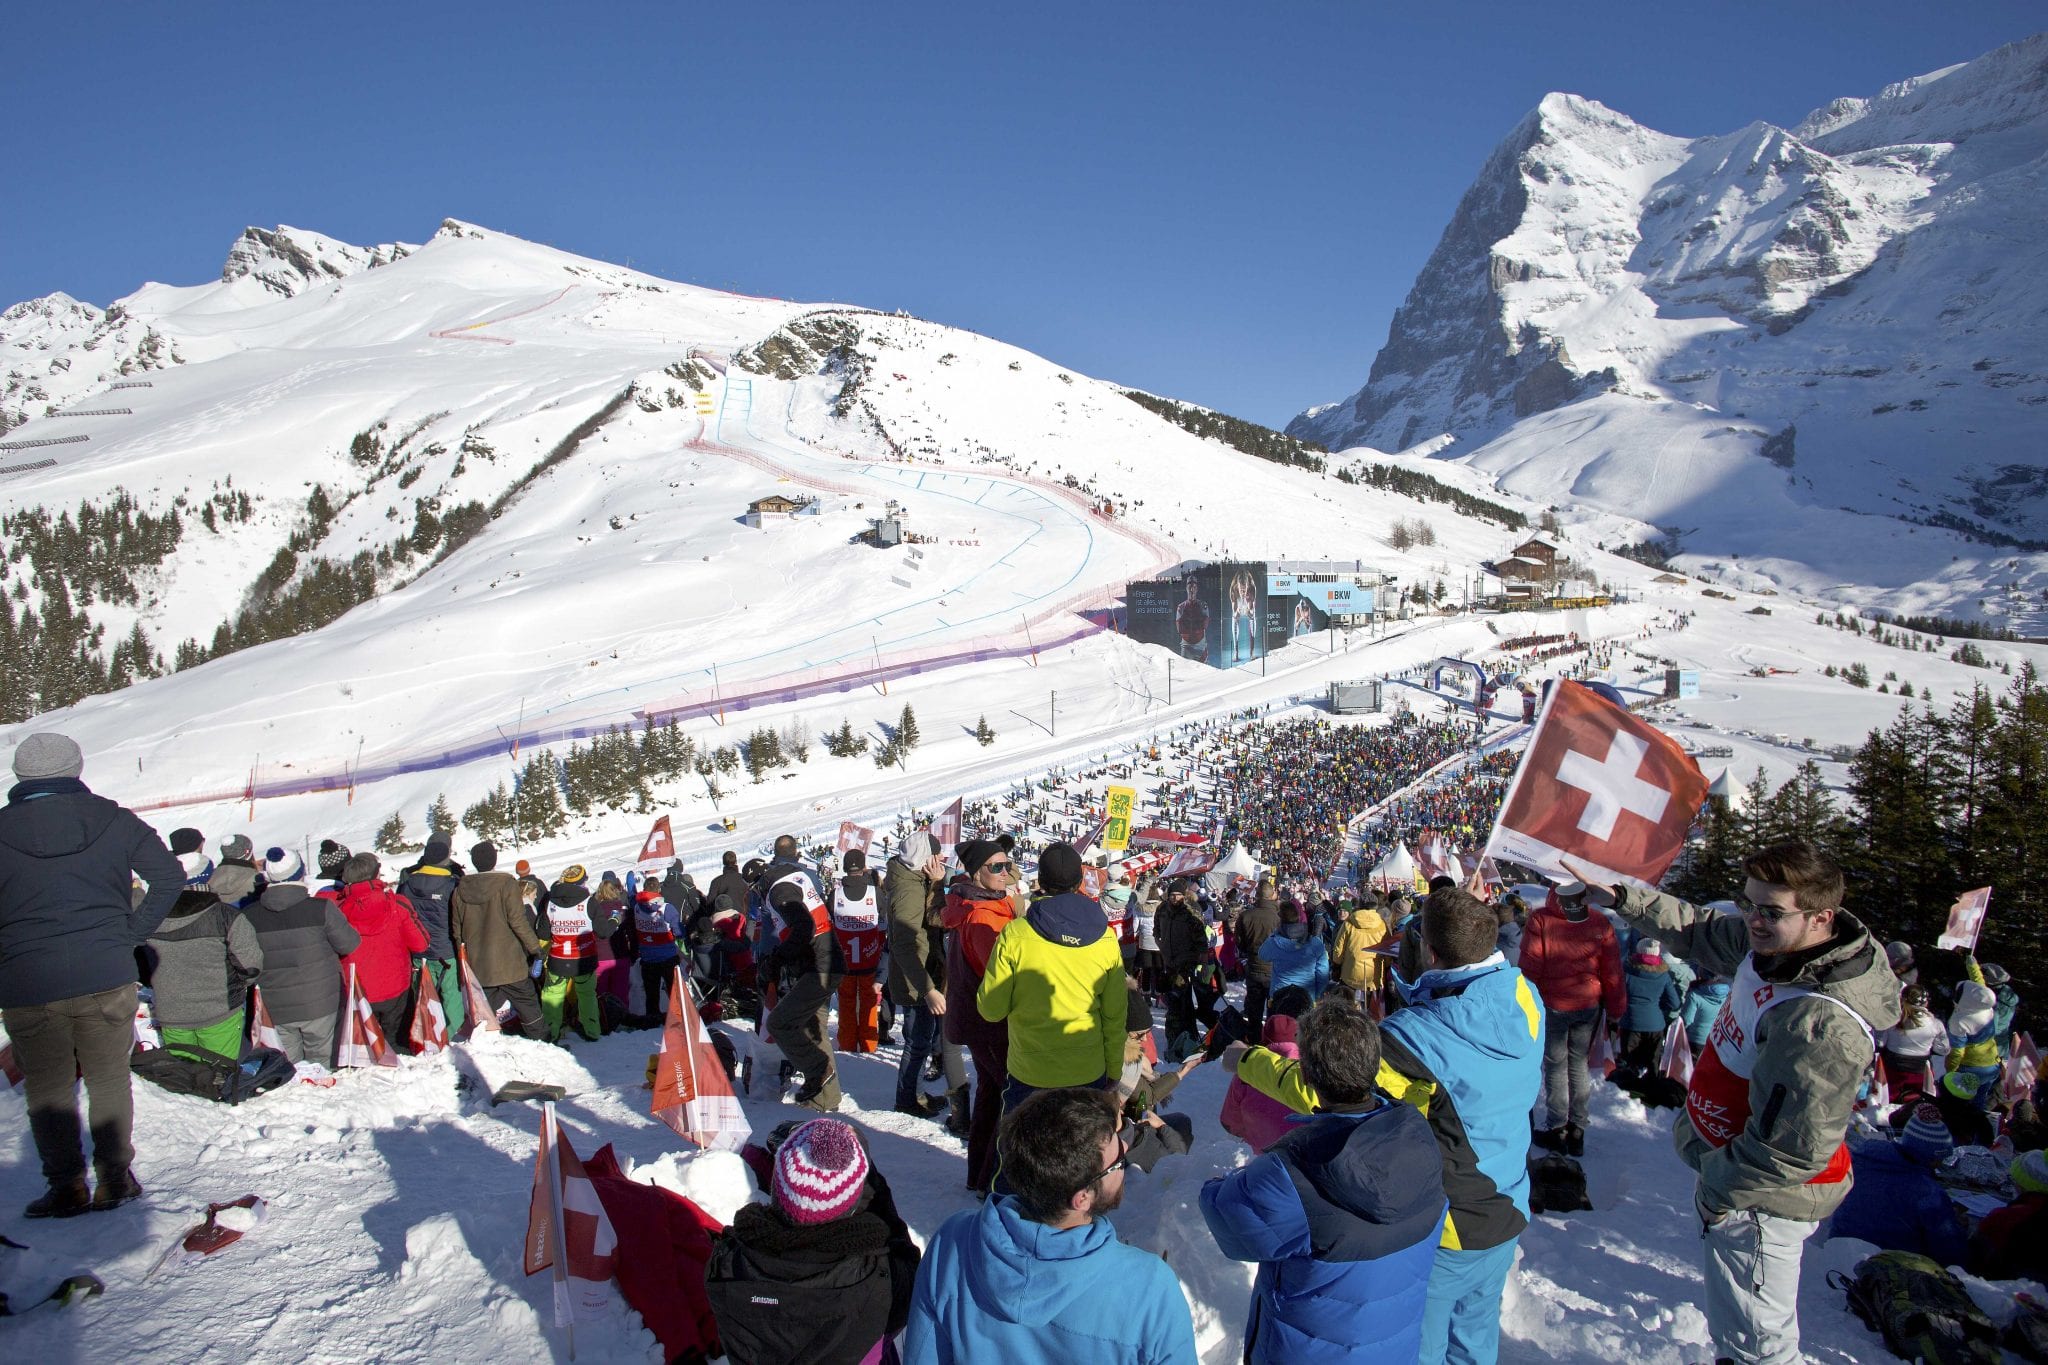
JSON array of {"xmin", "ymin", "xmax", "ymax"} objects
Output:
[{"xmin": 6, "ymin": 3, "xmax": 2041, "ymax": 428}]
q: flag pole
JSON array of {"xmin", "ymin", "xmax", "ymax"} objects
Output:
[{"xmin": 542, "ymin": 1102, "xmax": 576, "ymax": 1360}]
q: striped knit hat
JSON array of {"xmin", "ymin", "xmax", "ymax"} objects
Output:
[
  {"xmin": 1898, "ymin": 1103, "xmax": 1954, "ymax": 1165},
  {"xmin": 772, "ymin": 1118, "xmax": 869, "ymax": 1225}
]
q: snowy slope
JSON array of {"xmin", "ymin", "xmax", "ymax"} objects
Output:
[{"xmin": 1290, "ymin": 33, "xmax": 2048, "ymax": 622}]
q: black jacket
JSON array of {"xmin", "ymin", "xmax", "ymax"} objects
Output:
[
  {"xmin": 705, "ymin": 1173, "xmax": 919, "ymax": 1365},
  {"xmin": 1157, "ymin": 897, "xmax": 1209, "ymax": 982},
  {"xmin": 1237, "ymin": 899, "xmax": 1282, "ymax": 986},
  {"xmin": 763, "ymin": 860, "xmax": 841, "ymax": 983},
  {"xmin": 248, "ymin": 883, "xmax": 361, "ymax": 1024},
  {"xmin": 0, "ymin": 778, "xmax": 183, "ymax": 1009}
]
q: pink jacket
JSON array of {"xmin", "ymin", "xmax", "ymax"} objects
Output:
[{"xmin": 1219, "ymin": 1015, "xmax": 1305, "ymax": 1153}]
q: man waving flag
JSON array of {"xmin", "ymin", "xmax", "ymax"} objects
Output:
[{"xmin": 1484, "ymin": 680, "xmax": 1708, "ymax": 889}]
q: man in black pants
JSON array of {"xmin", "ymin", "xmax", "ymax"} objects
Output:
[
  {"xmin": 762, "ymin": 835, "xmax": 844, "ymax": 1112},
  {"xmin": 1155, "ymin": 878, "xmax": 1210, "ymax": 1058},
  {"xmin": 1235, "ymin": 881, "xmax": 1281, "ymax": 1044}
]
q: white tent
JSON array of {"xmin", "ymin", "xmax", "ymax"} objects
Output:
[
  {"xmin": 1370, "ymin": 843, "xmax": 1418, "ymax": 889},
  {"xmin": 1708, "ymin": 767, "xmax": 1743, "ymax": 811},
  {"xmin": 1204, "ymin": 842, "xmax": 1265, "ymax": 894}
]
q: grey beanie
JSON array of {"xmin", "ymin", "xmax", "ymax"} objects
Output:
[{"xmin": 12, "ymin": 733, "xmax": 83, "ymax": 781}]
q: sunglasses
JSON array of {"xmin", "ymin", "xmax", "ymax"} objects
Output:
[
  {"xmin": 981, "ymin": 860, "xmax": 1012, "ymax": 873},
  {"xmin": 1086, "ymin": 1126, "xmax": 1132, "ymax": 1188},
  {"xmin": 1736, "ymin": 896, "xmax": 1812, "ymax": 924}
]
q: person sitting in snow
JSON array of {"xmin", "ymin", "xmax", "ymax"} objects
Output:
[
  {"xmin": 1826, "ymin": 1103, "xmax": 1967, "ymax": 1265},
  {"xmin": 707, "ymin": 1116, "xmax": 921, "ymax": 1365},
  {"xmin": 1202, "ymin": 999, "xmax": 1448, "ymax": 1363},
  {"xmin": 1114, "ymin": 986, "xmax": 1203, "ymax": 1171}
]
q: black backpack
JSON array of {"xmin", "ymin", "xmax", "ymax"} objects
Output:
[
  {"xmin": 132, "ymin": 1045, "xmax": 295, "ymax": 1105},
  {"xmin": 1831, "ymin": 1250, "xmax": 2000, "ymax": 1365},
  {"xmin": 1527, "ymin": 1154, "xmax": 1593, "ymax": 1215}
]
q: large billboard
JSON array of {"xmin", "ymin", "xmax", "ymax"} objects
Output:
[
  {"xmin": 1269, "ymin": 570, "xmax": 1375, "ymax": 621},
  {"xmin": 1127, "ymin": 563, "xmax": 1268, "ymax": 667}
]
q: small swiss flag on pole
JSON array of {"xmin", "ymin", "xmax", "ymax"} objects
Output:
[
  {"xmin": 927, "ymin": 796, "xmax": 964, "ymax": 852},
  {"xmin": 1484, "ymin": 680, "xmax": 1709, "ymax": 890},
  {"xmin": 637, "ymin": 815, "xmax": 675, "ymax": 865}
]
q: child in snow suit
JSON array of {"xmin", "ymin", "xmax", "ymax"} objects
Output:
[
  {"xmin": 1826, "ymin": 1104, "xmax": 1967, "ymax": 1266},
  {"xmin": 631, "ymin": 884, "xmax": 683, "ymax": 1019},
  {"xmin": 830, "ymin": 849, "xmax": 886, "ymax": 1053},
  {"xmin": 1615, "ymin": 939, "xmax": 1684, "ymax": 1082}
]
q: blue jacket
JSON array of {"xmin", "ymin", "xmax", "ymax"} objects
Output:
[
  {"xmin": 1259, "ymin": 928, "xmax": 1330, "ymax": 999},
  {"xmin": 1202, "ymin": 1100, "xmax": 1446, "ymax": 1362},
  {"xmin": 1681, "ymin": 980, "xmax": 1729, "ymax": 1049},
  {"xmin": 1619, "ymin": 961, "xmax": 1683, "ymax": 1035},
  {"xmin": 0, "ymin": 778, "xmax": 184, "ymax": 1009},
  {"xmin": 902, "ymin": 1195, "xmax": 1194, "ymax": 1365},
  {"xmin": 1380, "ymin": 953, "xmax": 1545, "ymax": 1251},
  {"xmin": 1828, "ymin": 1140, "xmax": 1967, "ymax": 1266}
]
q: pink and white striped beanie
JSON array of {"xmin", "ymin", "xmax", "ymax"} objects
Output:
[{"xmin": 773, "ymin": 1118, "xmax": 870, "ymax": 1225}]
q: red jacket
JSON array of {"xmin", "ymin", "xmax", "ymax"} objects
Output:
[
  {"xmin": 339, "ymin": 879, "xmax": 429, "ymax": 1003},
  {"xmin": 1518, "ymin": 902, "xmax": 1624, "ymax": 1016}
]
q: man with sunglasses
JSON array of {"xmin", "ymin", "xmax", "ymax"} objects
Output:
[
  {"xmin": 1569, "ymin": 842, "xmax": 1899, "ymax": 1365},
  {"xmin": 903, "ymin": 1087, "xmax": 1196, "ymax": 1364}
]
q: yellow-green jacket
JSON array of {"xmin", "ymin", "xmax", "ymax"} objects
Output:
[{"xmin": 977, "ymin": 890, "xmax": 1124, "ymax": 1088}]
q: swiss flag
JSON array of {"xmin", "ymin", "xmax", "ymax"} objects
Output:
[
  {"xmin": 249, "ymin": 986, "xmax": 284, "ymax": 1052},
  {"xmin": 835, "ymin": 820, "xmax": 875, "ymax": 856},
  {"xmin": 1484, "ymin": 680, "xmax": 1708, "ymax": 889},
  {"xmin": 1080, "ymin": 865, "xmax": 1108, "ymax": 901},
  {"xmin": 927, "ymin": 796, "xmax": 964, "ymax": 852},
  {"xmin": 408, "ymin": 962, "xmax": 450, "ymax": 1055},
  {"xmin": 524, "ymin": 1102, "xmax": 619, "ymax": 1327},
  {"xmin": 638, "ymin": 815, "xmax": 675, "ymax": 865},
  {"xmin": 456, "ymin": 947, "xmax": 501, "ymax": 1037},
  {"xmin": 2007, "ymin": 1032, "xmax": 2040, "ymax": 1108},
  {"xmin": 1658, "ymin": 1018, "xmax": 1694, "ymax": 1084},
  {"xmin": 336, "ymin": 965, "xmax": 399, "ymax": 1069},
  {"xmin": 650, "ymin": 968, "xmax": 749, "ymax": 1151}
]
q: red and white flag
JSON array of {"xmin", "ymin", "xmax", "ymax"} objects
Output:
[
  {"xmin": 1080, "ymin": 865, "xmax": 1108, "ymax": 900},
  {"xmin": 2006, "ymin": 1032, "xmax": 2039, "ymax": 1108},
  {"xmin": 1936, "ymin": 887, "xmax": 1991, "ymax": 952},
  {"xmin": 1867, "ymin": 1054, "xmax": 1893, "ymax": 1112},
  {"xmin": 1587, "ymin": 1014, "xmax": 1618, "ymax": 1080},
  {"xmin": 456, "ymin": 947, "xmax": 500, "ymax": 1037},
  {"xmin": 650, "ymin": 968, "xmax": 750, "ymax": 1152},
  {"xmin": 523, "ymin": 1102, "xmax": 619, "ymax": 1328},
  {"xmin": 1483, "ymin": 680, "xmax": 1709, "ymax": 889},
  {"xmin": 1658, "ymin": 1018, "xmax": 1694, "ymax": 1085},
  {"xmin": 248, "ymin": 986, "xmax": 283, "ymax": 1052},
  {"xmin": 637, "ymin": 815, "xmax": 675, "ymax": 865},
  {"xmin": 835, "ymin": 820, "xmax": 875, "ymax": 856},
  {"xmin": 1073, "ymin": 814, "xmax": 1109, "ymax": 859},
  {"xmin": 408, "ymin": 962, "xmax": 450, "ymax": 1055},
  {"xmin": 927, "ymin": 796, "xmax": 963, "ymax": 851},
  {"xmin": 336, "ymin": 965, "xmax": 399, "ymax": 1069},
  {"xmin": 1162, "ymin": 845, "xmax": 1214, "ymax": 878}
]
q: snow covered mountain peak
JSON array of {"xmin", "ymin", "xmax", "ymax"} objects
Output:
[
  {"xmin": 1291, "ymin": 32, "xmax": 2048, "ymax": 615},
  {"xmin": 219, "ymin": 225, "xmax": 413, "ymax": 298}
]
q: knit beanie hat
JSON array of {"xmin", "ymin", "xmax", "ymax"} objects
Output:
[
  {"xmin": 341, "ymin": 852, "xmax": 381, "ymax": 886},
  {"xmin": 179, "ymin": 850, "xmax": 214, "ymax": 884},
  {"xmin": 1037, "ymin": 842, "xmax": 1083, "ymax": 893},
  {"xmin": 318, "ymin": 841, "xmax": 351, "ymax": 879},
  {"xmin": 169, "ymin": 827, "xmax": 206, "ymax": 856},
  {"xmin": 1899, "ymin": 1103, "xmax": 1955, "ymax": 1165},
  {"xmin": 11, "ymin": 732, "xmax": 83, "ymax": 781},
  {"xmin": 1636, "ymin": 939, "xmax": 1665, "ymax": 965},
  {"xmin": 263, "ymin": 847, "xmax": 304, "ymax": 882},
  {"xmin": 957, "ymin": 839, "xmax": 1002, "ymax": 876},
  {"xmin": 1942, "ymin": 1069, "xmax": 1983, "ymax": 1102},
  {"xmin": 2011, "ymin": 1149, "xmax": 2048, "ymax": 1196},
  {"xmin": 559, "ymin": 864, "xmax": 587, "ymax": 885},
  {"xmin": 1126, "ymin": 985, "xmax": 1154, "ymax": 1035},
  {"xmin": 772, "ymin": 1118, "xmax": 870, "ymax": 1225},
  {"xmin": 515, "ymin": 859, "xmax": 532, "ymax": 877},
  {"xmin": 471, "ymin": 840, "xmax": 498, "ymax": 872},
  {"xmin": 220, "ymin": 834, "xmax": 254, "ymax": 863},
  {"xmin": 424, "ymin": 837, "xmax": 452, "ymax": 865}
]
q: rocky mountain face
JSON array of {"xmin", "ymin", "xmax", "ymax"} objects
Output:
[
  {"xmin": 218, "ymin": 225, "xmax": 412, "ymax": 297},
  {"xmin": 1292, "ymin": 33, "xmax": 2048, "ymax": 547}
]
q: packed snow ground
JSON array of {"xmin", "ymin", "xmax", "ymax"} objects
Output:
[{"xmin": 0, "ymin": 967, "xmax": 1974, "ymax": 1365}]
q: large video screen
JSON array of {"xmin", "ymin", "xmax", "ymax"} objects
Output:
[{"xmin": 1128, "ymin": 563, "xmax": 1267, "ymax": 667}]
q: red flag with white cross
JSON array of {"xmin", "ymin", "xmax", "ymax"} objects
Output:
[
  {"xmin": 637, "ymin": 815, "xmax": 675, "ymax": 864},
  {"xmin": 1483, "ymin": 679, "xmax": 1708, "ymax": 890}
]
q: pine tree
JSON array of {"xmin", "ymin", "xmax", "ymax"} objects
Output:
[
  {"xmin": 975, "ymin": 714, "xmax": 996, "ymax": 747},
  {"xmin": 874, "ymin": 737, "xmax": 901, "ymax": 770},
  {"xmin": 426, "ymin": 794, "xmax": 456, "ymax": 841},
  {"xmin": 375, "ymin": 812, "xmax": 410, "ymax": 855},
  {"xmin": 782, "ymin": 720, "xmax": 811, "ymax": 764},
  {"xmin": 514, "ymin": 751, "xmax": 567, "ymax": 838},
  {"xmin": 898, "ymin": 704, "xmax": 921, "ymax": 751}
]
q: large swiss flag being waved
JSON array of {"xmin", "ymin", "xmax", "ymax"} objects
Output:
[{"xmin": 1484, "ymin": 680, "xmax": 1709, "ymax": 889}]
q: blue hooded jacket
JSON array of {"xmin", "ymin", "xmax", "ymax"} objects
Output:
[
  {"xmin": 902, "ymin": 1195, "xmax": 1194, "ymax": 1365},
  {"xmin": 1202, "ymin": 1099, "xmax": 1446, "ymax": 1362},
  {"xmin": 1681, "ymin": 979, "xmax": 1729, "ymax": 1049},
  {"xmin": 1380, "ymin": 953, "xmax": 1545, "ymax": 1250},
  {"xmin": 1619, "ymin": 959, "xmax": 1683, "ymax": 1035},
  {"xmin": 1828, "ymin": 1140, "xmax": 1967, "ymax": 1266},
  {"xmin": 1259, "ymin": 925, "xmax": 1330, "ymax": 999}
]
